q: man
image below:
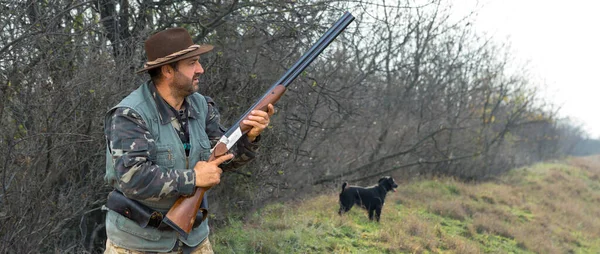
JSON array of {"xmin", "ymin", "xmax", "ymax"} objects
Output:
[{"xmin": 103, "ymin": 27, "xmax": 274, "ymax": 253}]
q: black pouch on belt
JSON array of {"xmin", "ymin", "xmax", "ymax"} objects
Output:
[
  {"xmin": 105, "ymin": 190, "xmax": 205, "ymax": 230},
  {"xmin": 105, "ymin": 190, "xmax": 164, "ymax": 228}
]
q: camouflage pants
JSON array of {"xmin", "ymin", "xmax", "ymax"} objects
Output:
[{"xmin": 104, "ymin": 238, "xmax": 213, "ymax": 254}]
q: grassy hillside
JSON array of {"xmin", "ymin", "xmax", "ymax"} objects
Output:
[{"xmin": 211, "ymin": 156, "xmax": 600, "ymax": 253}]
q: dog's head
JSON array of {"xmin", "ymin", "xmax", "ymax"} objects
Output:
[{"xmin": 378, "ymin": 176, "xmax": 398, "ymax": 192}]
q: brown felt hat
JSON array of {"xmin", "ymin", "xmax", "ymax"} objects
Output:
[{"xmin": 136, "ymin": 27, "xmax": 214, "ymax": 73}]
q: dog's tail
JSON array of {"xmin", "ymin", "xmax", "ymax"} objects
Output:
[{"xmin": 340, "ymin": 182, "xmax": 347, "ymax": 194}]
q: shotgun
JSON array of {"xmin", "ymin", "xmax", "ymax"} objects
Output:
[{"xmin": 162, "ymin": 11, "xmax": 355, "ymax": 238}]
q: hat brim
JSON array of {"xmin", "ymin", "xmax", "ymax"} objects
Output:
[{"xmin": 136, "ymin": 44, "xmax": 214, "ymax": 74}]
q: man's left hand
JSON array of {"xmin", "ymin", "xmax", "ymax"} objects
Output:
[{"xmin": 243, "ymin": 104, "xmax": 275, "ymax": 142}]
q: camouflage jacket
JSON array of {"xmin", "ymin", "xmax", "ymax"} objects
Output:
[{"xmin": 104, "ymin": 82, "xmax": 258, "ymax": 201}]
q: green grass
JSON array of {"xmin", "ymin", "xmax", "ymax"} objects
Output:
[{"xmin": 212, "ymin": 156, "xmax": 600, "ymax": 253}]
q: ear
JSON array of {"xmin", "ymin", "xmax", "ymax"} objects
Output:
[
  {"xmin": 378, "ymin": 177, "xmax": 385, "ymax": 183},
  {"xmin": 160, "ymin": 64, "xmax": 175, "ymax": 79}
]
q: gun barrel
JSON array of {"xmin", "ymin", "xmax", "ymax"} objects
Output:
[
  {"xmin": 226, "ymin": 11, "xmax": 355, "ymax": 137},
  {"xmin": 281, "ymin": 12, "xmax": 355, "ymax": 86}
]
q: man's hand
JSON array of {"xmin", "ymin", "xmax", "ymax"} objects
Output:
[
  {"xmin": 193, "ymin": 153, "xmax": 234, "ymax": 187},
  {"xmin": 244, "ymin": 104, "xmax": 275, "ymax": 142}
]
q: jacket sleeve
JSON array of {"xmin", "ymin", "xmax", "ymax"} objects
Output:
[
  {"xmin": 204, "ymin": 96, "xmax": 259, "ymax": 170},
  {"xmin": 105, "ymin": 107, "xmax": 196, "ymax": 200}
]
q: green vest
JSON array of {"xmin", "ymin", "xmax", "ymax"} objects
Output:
[{"xmin": 104, "ymin": 82, "xmax": 211, "ymax": 251}]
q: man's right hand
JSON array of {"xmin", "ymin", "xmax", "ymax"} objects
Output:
[{"xmin": 193, "ymin": 153, "xmax": 234, "ymax": 188}]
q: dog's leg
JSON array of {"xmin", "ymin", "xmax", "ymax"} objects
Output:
[
  {"xmin": 368, "ymin": 208, "xmax": 375, "ymax": 221},
  {"xmin": 375, "ymin": 206, "xmax": 382, "ymax": 222}
]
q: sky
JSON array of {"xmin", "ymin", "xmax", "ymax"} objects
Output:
[{"xmin": 454, "ymin": 0, "xmax": 600, "ymax": 138}]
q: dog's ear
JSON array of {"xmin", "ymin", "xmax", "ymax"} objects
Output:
[{"xmin": 378, "ymin": 177, "xmax": 386, "ymax": 183}]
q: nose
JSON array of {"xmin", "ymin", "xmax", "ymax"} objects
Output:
[{"xmin": 195, "ymin": 62, "xmax": 204, "ymax": 74}]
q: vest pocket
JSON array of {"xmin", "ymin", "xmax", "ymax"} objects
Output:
[
  {"xmin": 156, "ymin": 144, "xmax": 175, "ymax": 169},
  {"xmin": 197, "ymin": 138, "xmax": 211, "ymax": 161}
]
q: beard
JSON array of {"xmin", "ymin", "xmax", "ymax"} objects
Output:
[{"xmin": 171, "ymin": 72, "xmax": 199, "ymax": 98}]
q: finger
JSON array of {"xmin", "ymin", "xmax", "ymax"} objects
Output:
[
  {"xmin": 267, "ymin": 104, "xmax": 275, "ymax": 116},
  {"xmin": 251, "ymin": 109, "xmax": 269, "ymax": 118},
  {"xmin": 243, "ymin": 119, "xmax": 267, "ymax": 130},
  {"xmin": 245, "ymin": 115, "xmax": 265, "ymax": 122},
  {"xmin": 246, "ymin": 116, "xmax": 269, "ymax": 126},
  {"xmin": 210, "ymin": 153, "xmax": 234, "ymax": 165}
]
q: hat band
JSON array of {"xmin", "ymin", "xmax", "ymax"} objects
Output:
[{"xmin": 144, "ymin": 44, "xmax": 201, "ymax": 68}]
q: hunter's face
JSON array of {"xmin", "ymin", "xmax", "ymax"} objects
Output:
[{"xmin": 171, "ymin": 55, "xmax": 204, "ymax": 97}]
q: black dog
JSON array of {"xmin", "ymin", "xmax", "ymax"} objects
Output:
[{"xmin": 338, "ymin": 176, "xmax": 398, "ymax": 222}]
